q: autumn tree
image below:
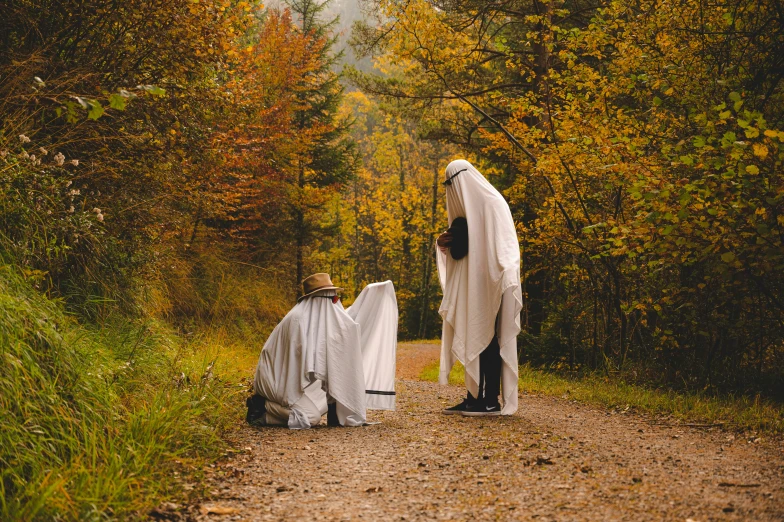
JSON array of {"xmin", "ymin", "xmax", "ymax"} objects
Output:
[
  {"xmin": 0, "ymin": 0, "xmax": 257, "ymax": 303},
  {"xmin": 310, "ymin": 91, "xmax": 457, "ymax": 338},
  {"xmin": 349, "ymin": 0, "xmax": 784, "ymax": 393}
]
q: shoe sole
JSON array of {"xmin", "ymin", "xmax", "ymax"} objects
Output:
[
  {"xmin": 441, "ymin": 409, "xmax": 465, "ymax": 415},
  {"xmin": 460, "ymin": 411, "xmax": 502, "ymax": 417}
]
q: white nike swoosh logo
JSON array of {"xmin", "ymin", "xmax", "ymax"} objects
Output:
[{"xmin": 485, "ymin": 406, "xmax": 495, "ymax": 411}]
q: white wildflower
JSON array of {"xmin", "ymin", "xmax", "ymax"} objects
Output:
[
  {"xmin": 20, "ymin": 151, "xmax": 29, "ymax": 159},
  {"xmin": 68, "ymin": 205, "xmax": 74, "ymax": 213},
  {"xmin": 38, "ymin": 147, "xmax": 48, "ymax": 156},
  {"xmin": 70, "ymin": 159, "xmax": 79, "ymax": 167},
  {"xmin": 92, "ymin": 207, "xmax": 101, "ymax": 214},
  {"xmin": 19, "ymin": 134, "xmax": 30, "ymax": 143},
  {"xmin": 68, "ymin": 189, "xmax": 80, "ymax": 196},
  {"xmin": 54, "ymin": 152, "xmax": 65, "ymax": 166},
  {"xmin": 96, "ymin": 213, "xmax": 104, "ymax": 222},
  {"xmin": 29, "ymin": 154, "xmax": 36, "ymax": 162},
  {"xmin": 65, "ymin": 181, "xmax": 72, "ymax": 187},
  {"xmin": 0, "ymin": 150, "xmax": 7, "ymax": 158}
]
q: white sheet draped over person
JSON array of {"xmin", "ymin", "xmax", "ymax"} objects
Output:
[
  {"xmin": 247, "ymin": 274, "xmax": 398, "ymax": 429},
  {"xmin": 436, "ymin": 159, "xmax": 523, "ymax": 416},
  {"xmin": 249, "ymin": 273, "xmax": 366, "ymax": 429},
  {"xmin": 346, "ymin": 281, "xmax": 398, "ymax": 411}
]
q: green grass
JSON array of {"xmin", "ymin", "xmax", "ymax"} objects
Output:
[
  {"xmin": 419, "ymin": 359, "xmax": 784, "ymax": 434},
  {"xmin": 0, "ymin": 264, "xmax": 255, "ymax": 520},
  {"xmin": 403, "ymin": 338, "xmax": 442, "ymax": 345}
]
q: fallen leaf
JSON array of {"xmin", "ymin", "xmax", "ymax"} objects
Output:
[
  {"xmin": 199, "ymin": 504, "xmax": 240, "ymax": 516},
  {"xmin": 365, "ymin": 486, "xmax": 383, "ymax": 493}
]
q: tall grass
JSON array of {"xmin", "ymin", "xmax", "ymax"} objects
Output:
[
  {"xmin": 418, "ymin": 358, "xmax": 784, "ymax": 434},
  {"xmin": 0, "ymin": 264, "xmax": 250, "ymax": 520}
]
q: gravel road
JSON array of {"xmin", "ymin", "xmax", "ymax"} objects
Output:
[{"xmin": 181, "ymin": 343, "xmax": 783, "ymax": 521}]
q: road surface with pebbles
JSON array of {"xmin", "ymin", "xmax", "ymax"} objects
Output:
[{"xmin": 179, "ymin": 343, "xmax": 783, "ymax": 521}]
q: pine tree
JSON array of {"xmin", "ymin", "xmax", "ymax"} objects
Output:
[{"xmin": 286, "ymin": 0, "xmax": 358, "ymax": 290}]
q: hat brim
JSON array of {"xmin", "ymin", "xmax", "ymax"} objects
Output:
[{"xmin": 297, "ymin": 285, "xmax": 343, "ymax": 302}]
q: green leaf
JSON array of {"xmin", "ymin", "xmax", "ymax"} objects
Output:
[
  {"xmin": 745, "ymin": 164, "xmax": 759, "ymax": 175},
  {"xmin": 721, "ymin": 252, "xmax": 735, "ymax": 263},
  {"xmin": 64, "ymin": 101, "xmax": 79, "ymax": 123},
  {"xmin": 109, "ymin": 93, "xmax": 127, "ymax": 111},
  {"xmin": 139, "ymin": 84, "xmax": 166, "ymax": 96},
  {"xmin": 582, "ymin": 222, "xmax": 606, "ymax": 232},
  {"xmin": 729, "ymin": 92, "xmax": 741, "ymax": 103},
  {"xmin": 653, "ymin": 96, "xmax": 662, "ymax": 106},
  {"xmin": 721, "ymin": 131, "xmax": 737, "ymax": 146},
  {"xmin": 693, "ymin": 136, "xmax": 706, "ymax": 148},
  {"xmin": 87, "ymin": 100, "xmax": 104, "ymax": 120}
]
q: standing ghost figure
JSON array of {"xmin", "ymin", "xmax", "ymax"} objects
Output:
[{"xmin": 436, "ymin": 159, "xmax": 522, "ymax": 416}]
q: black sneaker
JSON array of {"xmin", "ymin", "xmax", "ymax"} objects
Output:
[
  {"xmin": 442, "ymin": 396, "xmax": 475, "ymax": 415},
  {"xmin": 461, "ymin": 401, "xmax": 502, "ymax": 417},
  {"xmin": 246, "ymin": 394, "xmax": 266, "ymax": 426}
]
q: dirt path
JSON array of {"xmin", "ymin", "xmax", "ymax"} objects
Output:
[{"xmin": 184, "ymin": 343, "xmax": 783, "ymax": 521}]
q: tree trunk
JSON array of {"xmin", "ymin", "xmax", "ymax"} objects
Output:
[
  {"xmin": 296, "ymin": 160, "xmax": 305, "ymax": 291},
  {"xmin": 418, "ymin": 161, "xmax": 441, "ymax": 339}
]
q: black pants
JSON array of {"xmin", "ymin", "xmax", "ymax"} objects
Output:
[{"xmin": 477, "ymin": 335, "xmax": 501, "ymax": 405}]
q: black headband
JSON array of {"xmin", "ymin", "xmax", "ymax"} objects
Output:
[{"xmin": 442, "ymin": 168, "xmax": 468, "ymax": 186}]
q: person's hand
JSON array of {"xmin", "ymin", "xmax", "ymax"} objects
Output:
[{"xmin": 437, "ymin": 231, "xmax": 452, "ymax": 252}]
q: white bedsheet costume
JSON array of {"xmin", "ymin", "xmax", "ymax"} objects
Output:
[
  {"xmin": 253, "ymin": 283, "xmax": 398, "ymax": 429},
  {"xmin": 347, "ymin": 281, "xmax": 398, "ymax": 410},
  {"xmin": 436, "ymin": 159, "xmax": 522, "ymax": 415}
]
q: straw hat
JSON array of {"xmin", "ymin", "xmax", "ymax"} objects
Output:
[{"xmin": 298, "ymin": 273, "xmax": 342, "ymax": 302}]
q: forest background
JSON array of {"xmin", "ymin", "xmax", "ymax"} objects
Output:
[{"xmin": 1, "ymin": 0, "xmax": 782, "ymax": 519}]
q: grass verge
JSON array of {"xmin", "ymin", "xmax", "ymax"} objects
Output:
[
  {"xmin": 0, "ymin": 264, "xmax": 260, "ymax": 520},
  {"xmin": 418, "ymin": 359, "xmax": 784, "ymax": 434}
]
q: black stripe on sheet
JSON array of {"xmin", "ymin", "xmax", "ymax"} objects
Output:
[{"xmin": 365, "ymin": 390, "xmax": 396, "ymax": 396}]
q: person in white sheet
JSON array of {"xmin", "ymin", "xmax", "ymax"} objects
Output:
[
  {"xmin": 436, "ymin": 159, "xmax": 523, "ymax": 416},
  {"xmin": 246, "ymin": 273, "xmax": 367, "ymax": 429}
]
